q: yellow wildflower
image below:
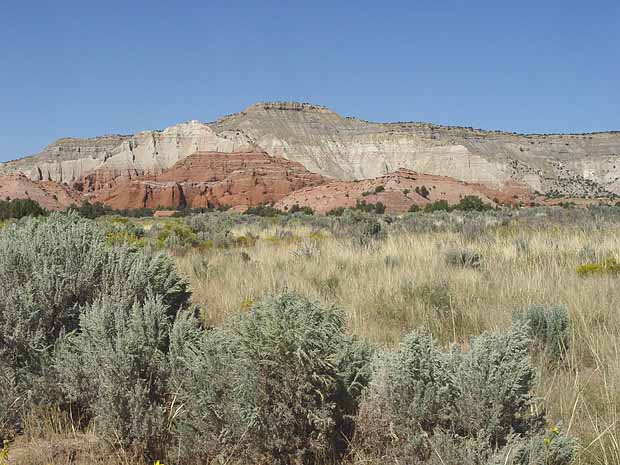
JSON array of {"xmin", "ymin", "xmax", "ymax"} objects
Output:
[{"xmin": 0, "ymin": 440, "xmax": 9, "ymax": 465}]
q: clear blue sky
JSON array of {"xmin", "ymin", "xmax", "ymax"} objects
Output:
[{"xmin": 1, "ymin": 0, "xmax": 618, "ymax": 161}]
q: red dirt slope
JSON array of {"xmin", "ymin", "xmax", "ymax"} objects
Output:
[
  {"xmin": 0, "ymin": 173, "xmax": 82, "ymax": 210},
  {"xmin": 276, "ymin": 169, "xmax": 534, "ymax": 214}
]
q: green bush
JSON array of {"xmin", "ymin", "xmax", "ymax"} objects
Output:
[
  {"xmin": 185, "ymin": 212, "xmax": 235, "ymax": 247},
  {"xmin": 576, "ymin": 257, "xmax": 620, "ymax": 275},
  {"xmin": 244, "ymin": 203, "xmax": 283, "ymax": 217},
  {"xmin": 353, "ymin": 325, "xmax": 574, "ymax": 464},
  {"xmin": 314, "ymin": 275, "xmax": 341, "ymax": 298},
  {"xmin": 171, "ymin": 204, "xmax": 231, "ymax": 216},
  {"xmin": 426, "ymin": 429, "xmax": 574, "ymax": 465},
  {"xmin": 354, "ymin": 199, "xmax": 386, "ymax": 214},
  {"xmin": 386, "ymin": 332, "xmax": 454, "ymax": 431},
  {"xmin": 0, "ymin": 198, "xmax": 46, "ymax": 220},
  {"xmin": 514, "ymin": 304, "xmax": 570, "ymax": 361},
  {"xmin": 56, "ymin": 296, "xmax": 175, "ymax": 458},
  {"xmin": 70, "ymin": 201, "xmax": 156, "ymax": 218},
  {"xmin": 174, "ymin": 291, "xmax": 372, "ymax": 464},
  {"xmin": 170, "ymin": 325, "xmax": 237, "ymax": 461},
  {"xmin": 383, "ymin": 255, "xmax": 401, "ymax": 268},
  {"xmin": 354, "ymin": 332, "xmax": 453, "ymax": 462},
  {"xmin": 153, "ymin": 220, "xmax": 199, "ymax": 249},
  {"xmin": 452, "ymin": 324, "xmax": 543, "ymax": 445},
  {"xmin": 326, "ymin": 206, "xmax": 346, "ymax": 216},
  {"xmin": 454, "ymin": 195, "xmax": 491, "ymax": 211},
  {"xmin": 416, "ymin": 185, "xmax": 430, "ymax": 198},
  {"xmin": 425, "ymin": 431, "xmax": 521, "ymax": 465},
  {"xmin": 515, "ymin": 428, "xmax": 576, "ymax": 465},
  {"xmin": 416, "ymin": 282, "xmax": 452, "ymax": 315},
  {"xmin": 515, "ymin": 237, "xmax": 530, "ymax": 255},
  {"xmin": 289, "ymin": 203, "xmax": 315, "ymax": 215},
  {"xmin": 337, "ymin": 209, "xmax": 386, "ymax": 247},
  {"xmin": 189, "ymin": 254, "xmax": 210, "ymax": 279},
  {"xmin": 424, "ymin": 199, "xmax": 451, "ymax": 212},
  {"xmin": 104, "ymin": 217, "xmax": 146, "ymax": 248},
  {"xmin": 0, "ymin": 213, "xmax": 190, "ymax": 437},
  {"xmin": 445, "ymin": 247, "xmax": 482, "ymax": 268},
  {"xmin": 69, "ymin": 200, "xmax": 113, "ymax": 219}
]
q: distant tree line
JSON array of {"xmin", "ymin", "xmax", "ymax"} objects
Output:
[{"xmin": 409, "ymin": 195, "xmax": 494, "ymax": 213}]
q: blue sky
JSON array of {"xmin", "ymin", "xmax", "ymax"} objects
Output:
[{"xmin": 1, "ymin": 0, "xmax": 618, "ymax": 161}]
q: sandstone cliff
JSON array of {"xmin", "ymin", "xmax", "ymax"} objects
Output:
[
  {"xmin": 2, "ymin": 121, "xmax": 256, "ymax": 185},
  {"xmin": 89, "ymin": 151, "xmax": 329, "ymax": 210},
  {"xmin": 4, "ymin": 102, "xmax": 620, "ymax": 196}
]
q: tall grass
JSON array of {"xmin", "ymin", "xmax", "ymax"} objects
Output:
[
  {"xmin": 176, "ymin": 220, "xmax": 620, "ymax": 464},
  {"xmin": 6, "ymin": 208, "xmax": 620, "ymax": 464}
]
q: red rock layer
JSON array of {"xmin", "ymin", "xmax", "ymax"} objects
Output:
[
  {"xmin": 276, "ymin": 169, "xmax": 534, "ymax": 214},
  {"xmin": 76, "ymin": 168, "xmax": 144, "ymax": 192},
  {"xmin": 88, "ymin": 152, "xmax": 329, "ymax": 211},
  {"xmin": 0, "ymin": 173, "xmax": 82, "ymax": 210}
]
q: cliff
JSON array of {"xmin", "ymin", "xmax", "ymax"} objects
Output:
[
  {"xmin": 88, "ymin": 151, "xmax": 329, "ymax": 210},
  {"xmin": 3, "ymin": 102, "xmax": 620, "ymax": 197}
]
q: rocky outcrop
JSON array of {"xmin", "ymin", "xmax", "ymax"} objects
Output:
[
  {"xmin": 2, "ymin": 121, "xmax": 257, "ymax": 185},
  {"xmin": 0, "ymin": 174, "xmax": 82, "ymax": 210},
  {"xmin": 276, "ymin": 169, "xmax": 533, "ymax": 214},
  {"xmin": 213, "ymin": 103, "xmax": 620, "ymax": 196},
  {"xmin": 4, "ymin": 102, "xmax": 620, "ymax": 197},
  {"xmin": 89, "ymin": 151, "xmax": 329, "ymax": 210}
]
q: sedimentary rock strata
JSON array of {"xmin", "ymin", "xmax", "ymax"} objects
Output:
[
  {"xmin": 3, "ymin": 102, "xmax": 619, "ymax": 197},
  {"xmin": 88, "ymin": 151, "xmax": 329, "ymax": 210}
]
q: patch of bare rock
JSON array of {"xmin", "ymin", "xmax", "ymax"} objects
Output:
[
  {"xmin": 276, "ymin": 169, "xmax": 534, "ymax": 214},
  {"xmin": 87, "ymin": 151, "xmax": 329, "ymax": 211},
  {"xmin": 0, "ymin": 173, "xmax": 82, "ymax": 210}
]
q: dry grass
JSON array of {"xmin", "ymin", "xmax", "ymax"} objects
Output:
[
  {"xmin": 7, "ymin": 408, "xmax": 146, "ymax": 465},
  {"xmin": 175, "ymin": 221, "xmax": 620, "ymax": 465},
  {"xmin": 9, "ymin": 214, "xmax": 620, "ymax": 464}
]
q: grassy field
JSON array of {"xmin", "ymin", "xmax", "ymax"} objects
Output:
[
  {"xmin": 174, "ymin": 213, "xmax": 620, "ymax": 464},
  {"xmin": 5, "ymin": 207, "xmax": 620, "ymax": 464}
]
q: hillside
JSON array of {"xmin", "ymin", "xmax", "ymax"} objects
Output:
[
  {"xmin": 2, "ymin": 102, "xmax": 620, "ymax": 197},
  {"xmin": 87, "ymin": 151, "xmax": 329, "ymax": 210},
  {"xmin": 0, "ymin": 173, "xmax": 82, "ymax": 210},
  {"xmin": 276, "ymin": 169, "xmax": 533, "ymax": 214}
]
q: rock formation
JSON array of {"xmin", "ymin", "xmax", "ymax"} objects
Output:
[
  {"xmin": 2, "ymin": 121, "xmax": 256, "ymax": 186},
  {"xmin": 213, "ymin": 103, "xmax": 620, "ymax": 196},
  {"xmin": 88, "ymin": 151, "xmax": 329, "ymax": 211},
  {"xmin": 3, "ymin": 102, "xmax": 620, "ymax": 197},
  {"xmin": 276, "ymin": 169, "xmax": 533, "ymax": 214},
  {"xmin": 0, "ymin": 174, "xmax": 82, "ymax": 210}
]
